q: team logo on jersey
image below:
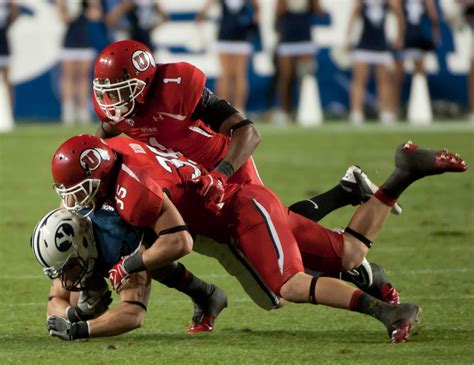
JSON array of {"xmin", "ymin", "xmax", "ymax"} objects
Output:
[
  {"xmin": 55, "ymin": 223, "xmax": 74, "ymax": 252},
  {"xmin": 132, "ymin": 50, "xmax": 156, "ymax": 72},
  {"xmin": 79, "ymin": 148, "xmax": 110, "ymax": 172}
]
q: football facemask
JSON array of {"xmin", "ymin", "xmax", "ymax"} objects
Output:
[{"xmin": 93, "ymin": 78, "xmax": 146, "ymax": 123}]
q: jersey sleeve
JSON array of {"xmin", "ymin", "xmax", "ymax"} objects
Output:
[
  {"xmin": 159, "ymin": 62, "xmax": 207, "ymax": 118},
  {"xmin": 116, "ymin": 166, "xmax": 164, "ymax": 228}
]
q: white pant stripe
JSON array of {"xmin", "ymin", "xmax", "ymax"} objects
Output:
[{"xmin": 252, "ymin": 199, "xmax": 284, "ymax": 274}]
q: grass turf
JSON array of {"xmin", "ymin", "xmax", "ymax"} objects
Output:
[{"xmin": 0, "ymin": 122, "xmax": 473, "ymax": 364}]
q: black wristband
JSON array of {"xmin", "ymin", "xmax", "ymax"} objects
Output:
[
  {"xmin": 215, "ymin": 160, "xmax": 235, "ymax": 179},
  {"xmin": 73, "ymin": 322, "xmax": 90, "ymax": 339}
]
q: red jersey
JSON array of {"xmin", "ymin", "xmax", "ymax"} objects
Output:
[
  {"xmin": 105, "ymin": 136, "xmax": 239, "ymax": 242},
  {"xmin": 94, "ymin": 62, "xmax": 231, "ymax": 171}
]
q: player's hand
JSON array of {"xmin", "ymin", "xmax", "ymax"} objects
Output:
[
  {"xmin": 67, "ymin": 288, "xmax": 113, "ymax": 322},
  {"xmin": 191, "ymin": 170, "xmax": 227, "ymax": 213},
  {"xmin": 48, "ymin": 316, "xmax": 84, "ymax": 341},
  {"xmin": 108, "ymin": 257, "xmax": 130, "ymax": 293}
]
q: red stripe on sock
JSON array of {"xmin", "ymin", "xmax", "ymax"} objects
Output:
[
  {"xmin": 177, "ymin": 270, "xmax": 191, "ymax": 290},
  {"xmin": 374, "ymin": 189, "xmax": 397, "ymax": 207},
  {"xmin": 349, "ymin": 289, "xmax": 363, "ymax": 311}
]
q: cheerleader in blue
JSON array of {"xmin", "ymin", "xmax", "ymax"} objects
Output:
[
  {"xmin": 346, "ymin": 0, "xmax": 404, "ymax": 124},
  {"xmin": 197, "ymin": 0, "xmax": 260, "ymax": 113},
  {"xmin": 105, "ymin": 0, "xmax": 168, "ymax": 51},
  {"xmin": 57, "ymin": 0, "xmax": 104, "ymax": 125},
  {"xmin": 459, "ymin": 0, "xmax": 474, "ymax": 122},
  {"xmin": 274, "ymin": 0, "xmax": 323, "ymax": 123},
  {"xmin": 0, "ymin": 0, "xmax": 19, "ymax": 111},
  {"xmin": 393, "ymin": 0, "xmax": 440, "ymax": 114}
]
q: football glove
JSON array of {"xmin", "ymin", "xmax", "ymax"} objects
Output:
[
  {"xmin": 67, "ymin": 288, "xmax": 112, "ymax": 322},
  {"xmin": 108, "ymin": 257, "xmax": 130, "ymax": 292},
  {"xmin": 191, "ymin": 170, "xmax": 227, "ymax": 213},
  {"xmin": 48, "ymin": 316, "xmax": 89, "ymax": 340}
]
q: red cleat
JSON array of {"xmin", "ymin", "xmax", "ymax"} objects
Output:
[
  {"xmin": 386, "ymin": 304, "xmax": 421, "ymax": 344},
  {"xmin": 187, "ymin": 314, "xmax": 215, "ymax": 333},
  {"xmin": 380, "ymin": 283, "xmax": 400, "ymax": 305},
  {"xmin": 396, "ymin": 141, "xmax": 468, "ymax": 175}
]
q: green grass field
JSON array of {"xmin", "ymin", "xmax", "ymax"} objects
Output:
[{"xmin": 0, "ymin": 123, "xmax": 473, "ymax": 364}]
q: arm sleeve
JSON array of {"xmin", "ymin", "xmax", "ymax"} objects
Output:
[{"xmin": 191, "ymin": 88, "xmax": 240, "ymax": 132}]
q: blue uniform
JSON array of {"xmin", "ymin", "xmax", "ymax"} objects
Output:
[
  {"xmin": 63, "ymin": 1, "xmax": 94, "ymax": 49},
  {"xmin": 218, "ymin": 0, "xmax": 256, "ymax": 42},
  {"xmin": 89, "ymin": 206, "xmax": 144, "ymax": 278},
  {"xmin": 356, "ymin": 0, "xmax": 389, "ymax": 52},
  {"xmin": 403, "ymin": 0, "xmax": 434, "ymax": 53},
  {"xmin": 277, "ymin": 1, "xmax": 312, "ymax": 43},
  {"xmin": 126, "ymin": 0, "xmax": 157, "ymax": 51}
]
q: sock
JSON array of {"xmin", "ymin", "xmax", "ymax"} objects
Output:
[
  {"xmin": 349, "ymin": 289, "xmax": 393, "ymax": 324},
  {"xmin": 377, "ymin": 168, "xmax": 416, "ymax": 200},
  {"xmin": 289, "ymin": 185, "xmax": 352, "ymax": 222},
  {"xmin": 158, "ymin": 262, "xmax": 213, "ymax": 305}
]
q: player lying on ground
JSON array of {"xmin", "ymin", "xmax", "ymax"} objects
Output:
[
  {"xmin": 32, "ymin": 208, "xmax": 228, "ymax": 336},
  {"xmin": 91, "ymin": 40, "xmax": 402, "ymax": 223},
  {"xmin": 52, "ymin": 135, "xmax": 467, "ymax": 342}
]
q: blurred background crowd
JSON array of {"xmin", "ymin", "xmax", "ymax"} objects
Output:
[{"xmin": 1, "ymin": 0, "xmax": 474, "ymax": 127}]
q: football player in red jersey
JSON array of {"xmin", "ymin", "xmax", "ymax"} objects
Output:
[
  {"xmin": 91, "ymin": 39, "xmax": 401, "ymax": 224},
  {"xmin": 52, "ymin": 134, "xmax": 467, "ymax": 342}
]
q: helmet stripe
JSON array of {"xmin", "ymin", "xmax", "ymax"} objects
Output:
[{"xmin": 32, "ymin": 208, "xmax": 61, "ymax": 268}]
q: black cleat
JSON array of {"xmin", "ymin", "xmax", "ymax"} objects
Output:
[
  {"xmin": 395, "ymin": 141, "xmax": 468, "ymax": 177},
  {"xmin": 384, "ymin": 303, "xmax": 421, "ymax": 343},
  {"xmin": 340, "ymin": 165, "xmax": 402, "ymax": 214},
  {"xmin": 187, "ymin": 285, "xmax": 228, "ymax": 333}
]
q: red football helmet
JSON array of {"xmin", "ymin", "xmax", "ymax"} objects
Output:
[
  {"xmin": 52, "ymin": 134, "xmax": 117, "ymax": 216},
  {"xmin": 93, "ymin": 40, "xmax": 157, "ymax": 122}
]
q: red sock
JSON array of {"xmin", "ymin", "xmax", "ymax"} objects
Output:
[
  {"xmin": 374, "ymin": 188, "xmax": 397, "ymax": 208},
  {"xmin": 349, "ymin": 289, "xmax": 364, "ymax": 311}
]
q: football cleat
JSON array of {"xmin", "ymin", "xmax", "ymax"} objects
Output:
[
  {"xmin": 340, "ymin": 165, "xmax": 402, "ymax": 215},
  {"xmin": 395, "ymin": 141, "xmax": 468, "ymax": 176},
  {"xmin": 385, "ymin": 304, "xmax": 421, "ymax": 344},
  {"xmin": 187, "ymin": 284, "xmax": 228, "ymax": 334}
]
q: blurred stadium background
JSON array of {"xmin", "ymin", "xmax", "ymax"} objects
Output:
[
  {"xmin": 0, "ymin": 1, "xmax": 473, "ymax": 364},
  {"xmin": 1, "ymin": 0, "xmax": 474, "ymax": 124}
]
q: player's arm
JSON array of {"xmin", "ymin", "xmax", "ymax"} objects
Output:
[
  {"xmin": 87, "ymin": 271, "xmax": 151, "ymax": 337},
  {"xmin": 311, "ymin": 0, "xmax": 324, "ymax": 17},
  {"xmin": 105, "ymin": 0, "xmax": 134, "ymax": 28},
  {"xmin": 95, "ymin": 121, "xmax": 121, "ymax": 139},
  {"xmin": 191, "ymin": 88, "xmax": 262, "ymax": 180},
  {"xmin": 48, "ymin": 271, "xmax": 151, "ymax": 339},
  {"xmin": 46, "ymin": 278, "xmax": 75, "ymax": 318},
  {"xmin": 108, "ymin": 193, "xmax": 193, "ymax": 291},
  {"xmin": 425, "ymin": 0, "xmax": 441, "ymax": 45},
  {"xmin": 389, "ymin": 0, "xmax": 405, "ymax": 50},
  {"xmin": 345, "ymin": 0, "xmax": 362, "ymax": 48}
]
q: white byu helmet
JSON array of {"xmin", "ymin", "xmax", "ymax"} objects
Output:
[{"xmin": 31, "ymin": 208, "xmax": 98, "ymax": 290}]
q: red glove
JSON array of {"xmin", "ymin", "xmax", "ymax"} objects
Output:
[
  {"xmin": 192, "ymin": 170, "xmax": 227, "ymax": 214},
  {"xmin": 108, "ymin": 257, "xmax": 130, "ymax": 292}
]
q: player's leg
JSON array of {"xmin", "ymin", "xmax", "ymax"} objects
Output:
[
  {"xmin": 233, "ymin": 53, "xmax": 249, "ymax": 113},
  {"xmin": 233, "ymin": 186, "xmax": 420, "ymax": 343},
  {"xmin": 350, "ymin": 60, "xmax": 370, "ymax": 123},
  {"xmin": 342, "ymin": 141, "xmax": 468, "ymax": 269},
  {"xmin": 217, "ymin": 52, "xmax": 232, "ymax": 105},
  {"xmin": 288, "ymin": 210, "xmax": 400, "ymax": 304},
  {"xmin": 276, "ymin": 54, "xmax": 296, "ymax": 116},
  {"xmin": 376, "ymin": 62, "xmax": 395, "ymax": 124},
  {"xmin": 279, "ymin": 272, "xmax": 420, "ymax": 343},
  {"xmin": 288, "ymin": 165, "xmax": 402, "ymax": 223},
  {"xmin": 150, "ymin": 262, "xmax": 228, "ymax": 333}
]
